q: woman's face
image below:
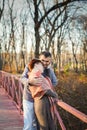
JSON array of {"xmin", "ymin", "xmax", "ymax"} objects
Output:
[{"xmin": 35, "ymin": 63, "xmax": 44, "ymax": 73}]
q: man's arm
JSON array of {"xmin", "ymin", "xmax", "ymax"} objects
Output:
[{"xmin": 50, "ymin": 68, "xmax": 58, "ymax": 87}]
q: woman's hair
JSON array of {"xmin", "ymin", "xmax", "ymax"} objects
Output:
[{"xmin": 28, "ymin": 58, "xmax": 43, "ymax": 71}]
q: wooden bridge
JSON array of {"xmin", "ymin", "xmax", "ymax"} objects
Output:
[{"xmin": 0, "ymin": 71, "xmax": 87, "ymax": 130}]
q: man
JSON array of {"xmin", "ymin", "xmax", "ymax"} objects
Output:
[{"xmin": 21, "ymin": 51, "xmax": 58, "ymax": 130}]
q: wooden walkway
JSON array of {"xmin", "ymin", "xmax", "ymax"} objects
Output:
[{"xmin": 0, "ymin": 87, "xmax": 23, "ymax": 130}]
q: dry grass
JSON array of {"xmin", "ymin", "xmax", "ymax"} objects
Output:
[{"xmin": 55, "ymin": 72, "xmax": 87, "ymax": 130}]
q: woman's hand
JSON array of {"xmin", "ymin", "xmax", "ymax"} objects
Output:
[
  {"xmin": 53, "ymin": 92, "xmax": 58, "ymax": 98},
  {"xmin": 29, "ymin": 76, "xmax": 43, "ymax": 86},
  {"xmin": 45, "ymin": 90, "xmax": 58, "ymax": 98}
]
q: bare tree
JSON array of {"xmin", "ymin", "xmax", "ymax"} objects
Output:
[
  {"xmin": 0, "ymin": 0, "xmax": 5, "ymax": 20},
  {"xmin": 0, "ymin": 0, "xmax": 5, "ymax": 69},
  {"xmin": 19, "ymin": 9, "xmax": 29, "ymax": 70},
  {"xmin": 26, "ymin": 0, "xmax": 80, "ymax": 57},
  {"xmin": 78, "ymin": 15, "xmax": 87, "ymax": 72}
]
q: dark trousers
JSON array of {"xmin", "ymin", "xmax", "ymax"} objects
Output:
[{"xmin": 34, "ymin": 96, "xmax": 56, "ymax": 130}]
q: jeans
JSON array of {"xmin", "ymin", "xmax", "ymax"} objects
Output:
[{"xmin": 23, "ymin": 99, "xmax": 37, "ymax": 130}]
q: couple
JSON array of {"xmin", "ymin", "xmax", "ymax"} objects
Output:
[{"xmin": 21, "ymin": 51, "xmax": 58, "ymax": 130}]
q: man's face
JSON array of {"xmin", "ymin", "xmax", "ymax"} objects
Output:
[{"xmin": 39, "ymin": 55, "xmax": 51, "ymax": 68}]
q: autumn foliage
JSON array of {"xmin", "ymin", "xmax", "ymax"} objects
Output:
[{"xmin": 55, "ymin": 72, "xmax": 87, "ymax": 130}]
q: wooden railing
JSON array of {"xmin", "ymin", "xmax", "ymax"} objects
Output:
[
  {"xmin": 0, "ymin": 71, "xmax": 87, "ymax": 130},
  {"xmin": 0, "ymin": 71, "xmax": 23, "ymax": 114}
]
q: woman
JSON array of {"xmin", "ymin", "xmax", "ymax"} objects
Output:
[{"xmin": 28, "ymin": 58, "xmax": 58, "ymax": 130}]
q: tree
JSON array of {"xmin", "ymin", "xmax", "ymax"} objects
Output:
[
  {"xmin": 0, "ymin": 0, "xmax": 5, "ymax": 69},
  {"xmin": 26, "ymin": 0, "xmax": 82, "ymax": 57},
  {"xmin": 0, "ymin": 0, "xmax": 5, "ymax": 20}
]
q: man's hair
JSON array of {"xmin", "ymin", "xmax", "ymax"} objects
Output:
[{"xmin": 39, "ymin": 51, "xmax": 51, "ymax": 58}]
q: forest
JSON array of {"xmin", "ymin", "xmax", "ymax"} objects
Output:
[{"xmin": 0, "ymin": 0, "xmax": 87, "ymax": 129}]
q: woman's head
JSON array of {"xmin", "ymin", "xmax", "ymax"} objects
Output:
[{"xmin": 28, "ymin": 58, "xmax": 44, "ymax": 73}]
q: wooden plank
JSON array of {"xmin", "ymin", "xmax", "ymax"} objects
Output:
[{"xmin": 0, "ymin": 87, "xmax": 23, "ymax": 130}]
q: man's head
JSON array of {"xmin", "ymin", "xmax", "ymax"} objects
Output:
[{"xmin": 39, "ymin": 51, "xmax": 52, "ymax": 68}]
